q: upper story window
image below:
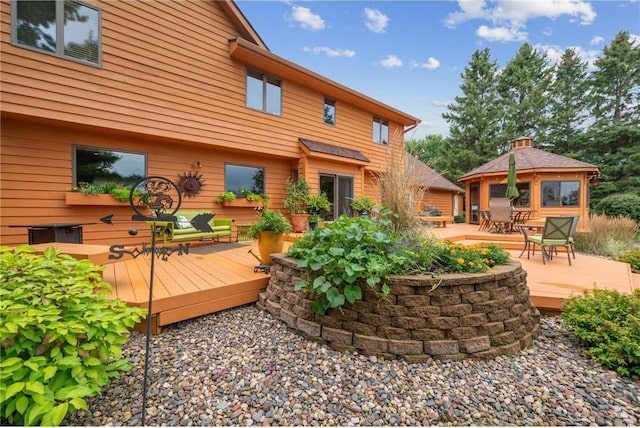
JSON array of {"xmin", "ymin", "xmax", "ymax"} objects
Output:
[
  {"xmin": 324, "ymin": 97, "xmax": 336, "ymax": 125},
  {"xmin": 74, "ymin": 146, "xmax": 146, "ymax": 186},
  {"xmin": 225, "ymin": 164, "xmax": 265, "ymax": 195},
  {"xmin": 13, "ymin": 0, "xmax": 101, "ymax": 66},
  {"xmin": 541, "ymin": 181, "xmax": 580, "ymax": 207},
  {"xmin": 372, "ymin": 117, "xmax": 389, "ymax": 145},
  {"xmin": 246, "ymin": 68, "xmax": 282, "ymax": 116}
]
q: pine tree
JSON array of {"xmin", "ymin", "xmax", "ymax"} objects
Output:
[
  {"xmin": 441, "ymin": 48, "xmax": 502, "ymax": 181},
  {"xmin": 498, "ymin": 43, "xmax": 552, "ymax": 148},
  {"xmin": 545, "ymin": 48, "xmax": 589, "ymax": 156}
]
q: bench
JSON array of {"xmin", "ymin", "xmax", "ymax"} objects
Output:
[
  {"xmin": 149, "ymin": 210, "xmax": 235, "ymax": 243},
  {"xmin": 419, "ymin": 215, "xmax": 454, "ymax": 228}
]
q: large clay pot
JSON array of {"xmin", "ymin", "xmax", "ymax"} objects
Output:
[
  {"xmin": 257, "ymin": 231, "xmax": 284, "ymax": 265},
  {"xmin": 289, "ymin": 213, "xmax": 310, "ymax": 233}
]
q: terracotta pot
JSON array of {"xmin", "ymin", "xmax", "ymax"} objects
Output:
[
  {"xmin": 289, "ymin": 213, "xmax": 310, "ymax": 233},
  {"xmin": 257, "ymin": 231, "xmax": 284, "ymax": 266}
]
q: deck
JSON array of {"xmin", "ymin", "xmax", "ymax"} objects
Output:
[{"xmin": 34, "ymin": 222, "xmax": 639, "ymax": 332}]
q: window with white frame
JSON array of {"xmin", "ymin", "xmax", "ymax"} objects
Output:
[
  {"xmin": 324, "ymin": 97, "xmax": 336, "ymax": 125},
  {"xmin": 246, "ymin": 68, "xmax": 282, "ymax": 115},
  {"xmin": 541, "ymin": 181, "xmax": 580, "ymax": 207},
  {"xmin": 372, "ymin": 116, "xmax": 389, "ymax": 145},
  {"xmin": 74, "ymin": 146, "xmax": 146, "ymax": 186},
  {"xmin": 13, "ymin": 0, "xmax": 101, "ymax": 66}
]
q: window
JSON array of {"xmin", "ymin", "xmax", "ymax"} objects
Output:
[
  {"xmin": 13, "ymin": 0, "xmax": 101, "ymax": 66},
  {"xmin": 246, "ymin": 68, "xmax": 282, "ymax": 115},
  {"xmin": 372, "ymin": 117, "xmax": 389, "ymax": 145},
  {"xmin": 225, "ymin": 164, "xmax": 265, "ymax": 196},
  {"xmin": 489, "ymin": 182, "xmax": 531, "ymax": 207},
  {"xmin": 542, "ymin": 181, "xmax": 579, "ymax": 207},
  {"xmin": 74, "ymin": 147, "xmax": 146, "ymax": 186},
  {"xmin": 324, "ymin": 97, "xmax": 336, "ymax": 125}
]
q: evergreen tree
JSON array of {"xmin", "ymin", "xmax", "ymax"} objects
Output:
[
  {"xmin": 441, "ymin": 48, "xmax": 502, "ymax": 181},
  {"xmin": 585, "ymin": 30, "xmax": 640, "ymax": 202},
  {"xmin": 498, "ymin": 43, "xmax": 552, "ymax": 148},
  {"xmin": 545, "ymin": 48, "xmax": 589, "ymax": 156},
  {"xmin": 405, "ymin": 135, "xmax": 450, "ymax": 179}
]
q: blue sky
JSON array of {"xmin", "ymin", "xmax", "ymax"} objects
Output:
[{"xmin": 235, "ymin": 0, "xmax": 640, "ymax": 140}]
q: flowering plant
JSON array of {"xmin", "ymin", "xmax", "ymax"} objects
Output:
[{"xmin": 434, "ymin": 241, "xmax": 510, "ymax": 273}]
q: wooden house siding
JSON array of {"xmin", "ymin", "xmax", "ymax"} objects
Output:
[
  {"xmin": 1, "ymin": 0, "xmax": 418, "ymax": 245},
  {"xmin": 420, "ymin": 189, "xmax": 456, "ymax": 217}
]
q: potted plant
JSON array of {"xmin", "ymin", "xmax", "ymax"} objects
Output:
[
  {"xmin": 215, "ymin": 191, "xmax": 237, "ymax": 203},
  {"xmin": 350, "ymin": 196, "xmax": 376, "ymax": 217},
  {"xmin": 283, "ymin": 177, "xmax": 310, "ymax": 233},
  {"xmin": 306, "ymin": 193, "xmax": 332, "ymax": 230},
  {"xmin": 249, "ymin": 208, "xmax": 292, "ymax": 265}
]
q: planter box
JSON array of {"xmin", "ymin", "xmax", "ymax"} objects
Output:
[
  {"xmin": 65, "ymin": 192, "xmax": 130, "ymax": 206},
  {"xmin": 220, "ymin": 199, "xmax": 264, "ymax": 208}
]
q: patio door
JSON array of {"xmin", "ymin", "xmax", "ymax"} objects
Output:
[
  {"xmin": 319, "ymin": 173, "xmax": 353, "ymax": 220},
  {"xmin": 469, "ymin": 182, "xmax": 480, "ymax": 224}
]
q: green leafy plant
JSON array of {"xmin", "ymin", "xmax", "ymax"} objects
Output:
[
  {"xmin": 288, "ymin": 212, "xmax": 511, "ymax": 315},
  {"xmin": 71, "ymin": 182, "xmax": 142, "ymax": 202},
  {"xmin": 350, "ymin": 196, "xmax": 376, "ymax": 214},
  {"xmin": 561, "ymin": 288, "xmax": 640, "ymax": 377},
  {"xmin": 249, "ymin": 208, "xmax": 292, "ymax": 239},
  {"xmin": 283, "ymin": 178, "xmax": 310, "ymax": 214},
  {"xmin": 238, "ymin": 189, "xmax": 267, "ymax": 202},
  {"xmin": 306, "ymin": 193, "xmax": 332, "ymax": 214},
  {"xmin": 454, "ymin": 214, "xmax": 465, "ymax": 223},
  {"xmin": 0, "ymin": 246, "xmax": 146, "ymax": 426},
  {"xmin": 593, "ymin": 193, "xmax": 640, "ymax": 223},
  {"xmin": 215, "ymin": 191, "xmax": 237, "ymax": 203},
  {"xmin": 618, "ymin": 249, "xmax": 640, "ymax": 274}
]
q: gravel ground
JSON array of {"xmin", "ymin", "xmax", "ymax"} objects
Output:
[{"xmin": 65, "ymin": 305, "xmax": 640, "ymax": 426}]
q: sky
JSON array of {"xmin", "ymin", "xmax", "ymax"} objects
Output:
[{"xmin": 235, "ymin": 0, "xmax": 640, "ymax": 140}]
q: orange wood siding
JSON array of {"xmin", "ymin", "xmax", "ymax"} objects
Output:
[{"xmin": 419, "ymin": 189, "xmax": 456, "ymax": 217}]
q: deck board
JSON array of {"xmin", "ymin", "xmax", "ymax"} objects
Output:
[{"xmin": 97, "ymin": 229, "xmax": 635, "ymax": 332}]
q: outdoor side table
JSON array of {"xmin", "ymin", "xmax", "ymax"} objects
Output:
[
  {"xmin": 9, "ymin": 223, "xmax": 95, "ymax": 245},
  {"xmin": 236, "ymin": 224, "xmax": 253, "ymax": 243}
]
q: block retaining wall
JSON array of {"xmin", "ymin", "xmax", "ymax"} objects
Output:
[{"xmin": 258, "ymin": 255, "xmax": 541, "ymax": 362}]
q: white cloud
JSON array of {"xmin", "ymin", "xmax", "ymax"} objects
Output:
[
  {"xmin": 590, "ymin": 35, "xmax": 604, "ymax": 45},
  {"xmin": 379, "ymin": 55, "xmax": 403, "ymax": 68},
  {"xmin": 432, "ymin": 99, "xmax": 452, "ymax": 107},
  {"xmin": 476, "ymin": 25, "xmax": 527, "ymax": 42},
  {"xmin": 446, "ymin": 0, "xmax": 596, "ymax": 27},
  {"xmin": 410, "ymin": 57, "xmax": 441, "ymax": 70},
  {"xmin": 630, "ymin": 33, "xmax": 640, "ymax": 46},
  {"xmin": 364, "ymin": 8, "xmax": 389, "ymax": 33},
  {"xmin": 534, "ymin": 43, "xmax": 600, "ymax": 70},
  {"xmin": 289, "ymin": 6, "xmax": 325, "ymax": 31},
  {"xmin": 303, "ymin": 46, "xmax": 356, "ymax": 58},
  {"xmin": 542, "ymin": 26, "xmax": 553, "ymax": 36}
]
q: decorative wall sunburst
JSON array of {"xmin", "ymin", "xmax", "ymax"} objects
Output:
[{"xmin": 177, "ymin": 171, "xmax": 205, "ymax": 197}]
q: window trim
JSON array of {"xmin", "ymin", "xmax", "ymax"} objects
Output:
[
  {"xmin": 323, "ymin": 97, "xmax": 336, "ymax": 126},
  {"xmin": 489, "ymin": 182, "xmax": 531, "ymax": 208},
  {"xmin": 12, "ymin": 0, "xmax": 102, "ymax": 67},
  {"xmin": 372, "ymin": 116, "xmax": 389, "ymax": 145},
  {"xmin": 245, "ymin": 67, "xmax": 282, "ymax": 116}
]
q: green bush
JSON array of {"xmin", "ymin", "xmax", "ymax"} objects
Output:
[
  {"xmin": 618, "ymin": 249, "xmax": 640, "ymax": 274},
  {"xmin": 287, "ymin": 211, "xmax": 511, "ymax": 315},
  {"xmin": 0, "ymin": 246, "xmax": 146, "ymax": 426},
  {"xmin": 561, "ymin": 288, "xmax": 640, "ymax": 377},
  {"xmin": 454, "ymin": 214, "xmax": 465, "ymax": 223},
  {"xmin": 593, "ymin": 193, "xmax": 640, "ymax": 222}
]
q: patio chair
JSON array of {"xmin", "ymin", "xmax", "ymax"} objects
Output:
[
  {"xmin": 567, "ymin": 215, "xmax": 580, "ymax": 259},
  {"xmin": 478, "ymin": 210, "xmax": 492, "ymax": 231},
  {"xmin": 488, "ymin": 198, "xmax": 512, "ymax": 233},
  {"xmin": 525, "ymin": 216, "xmax": 574, "ymax": 265}
]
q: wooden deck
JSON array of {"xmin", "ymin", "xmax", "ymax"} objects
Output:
[{"xmin": 33, "ymin": 222, "xmax": 638, "ymax": 332}]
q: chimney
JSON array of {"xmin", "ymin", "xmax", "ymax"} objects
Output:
[{"xmin": 511, "ymin": 137, "xmax": 533, "ymax": 149}]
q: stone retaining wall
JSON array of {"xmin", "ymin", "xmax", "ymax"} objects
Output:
[{"xmin": 258, "ymin": 255, "xmax": 541, "ymax": 362}]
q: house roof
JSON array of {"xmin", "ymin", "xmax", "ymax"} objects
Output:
[
  {"xmin": 219, "ymin": 1, "xmax": 268, "ymax": 49},
  {"xmin": 406, "ymin": 153, "xmax": 465, "ymax": 193},
  {"xmin": 228, "ymin": 37, "xmax": 421, "ymax": 128},
  {"xmin": 458, "ymin": 147, "xmax": 599, "ymax": 181},
  {"xmin": 299, "ymin": 138, "xmax": 370, "ymax": 163}
]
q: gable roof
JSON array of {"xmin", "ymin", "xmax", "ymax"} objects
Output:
[
  {"xmin": 299, "ymin": 138, "xmax": 370, "ymax": 163},
  {"xmin": 406, "ymin": 153, "xmax": 464, "ymax": 193},
  {"xmin": 458, "ymin": 147, "xmax": 599, "ymax": 181},
  {"xmin": 218, "ymin": 1, "xmax": 268, "ymax": 49}
]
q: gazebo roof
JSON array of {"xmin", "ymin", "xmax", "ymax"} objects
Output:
[
  {"xmin": 458, "ymin": 146, "xmax": 598, "ymax": 181},
  {"xmin": 406, "ymin": 153, "xmax": 465, "ymax": 193}
]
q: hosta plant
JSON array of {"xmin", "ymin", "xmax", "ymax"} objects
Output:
[{"xmin": 0, "ymin": 245, "xmax": 146, "ymax": 426}]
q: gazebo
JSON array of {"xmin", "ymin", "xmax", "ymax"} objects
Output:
[{"xmin": 458, "ymin": 137, "xmax": 600, "ymax": 232}]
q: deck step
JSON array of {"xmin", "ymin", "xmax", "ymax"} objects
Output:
[{"xmin": 632, "ymin": 273, "xmax": 640, "ymax": 291}]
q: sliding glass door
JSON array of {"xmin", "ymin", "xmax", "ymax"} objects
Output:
[{"xmin": 319, "ymin": 173, "xmax": 354, "ymax": 220}]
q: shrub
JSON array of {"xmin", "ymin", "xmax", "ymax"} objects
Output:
[
  {"xmin": 561, "ymin": 288, "xmax": 640, "ymax": 377},
  {"xmin": 593, "ymin": 193, "xmax": 640, "ymax": 222},
  {"xmin": 618, "ymin": 249, "xmax": 640, "ymax": 274},
  {"xmin": 454, "ymin": 214, "xmax": 465, "ymax": 223},
  {"xmin": 0, "ymin": 246, "xmax": 146, "ymax": 426},
  {"xmin": 288, "ymin": 212, "xmax": 511, "ymax": 315},
  {"xmin": 573, "ymin": 214, "xmax": 639, "ymax": 257}
]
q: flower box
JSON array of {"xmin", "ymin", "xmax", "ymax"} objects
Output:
[
  {"xmin": 65, "ymin": 192, "xmax": 136, "ymax": 206},
  {"xmin": 220, "ymin": 199, "xmax": 264, "ymax": 208}
]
